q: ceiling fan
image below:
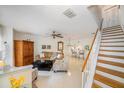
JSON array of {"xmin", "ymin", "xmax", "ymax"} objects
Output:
[{"xmin": 51, "ymin": 31, "xmax": 64, "ymax": 39}]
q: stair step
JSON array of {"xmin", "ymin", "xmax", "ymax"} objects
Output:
[
  {"xmin": 94, "ymin": 73, "xmax": 124, "ymax": 88},
  {"xmin": 101, "ymin": 39, "xmax": 124, "ymax": 42},
  {"xmin": 102, "ymin": 29, "xmax": 123, "ymax": 34},
  {"xmin": 102, "ymin": 37, "xmax": 124, "ymax": 40},
  {"xmin": 103, "ymin": 28, "xmax": 122, "ymax": 32},
  {"xmin": 96, "ymin": 70, "xmax": 124, "ymax": 84},
  {"xmin": 102, "ymin": 33, "xmax": 124, "ymax": 37},
  {"xmin": 103, "ymin": 25, "xmax": 121, "ymax": 30},
  {"xmin": 101, "ymin": 42, "xmax": 124, "ymax": 46},
  {"xmin": 100, "ymin": 47, "xmax": 124, "ymax": 51},
  {"xmin": 98, "ymin": 54, "xmax": 124, "ymax": 59},
  {"xmin": 100, "ymin": 49, "xmax": 124, "ymax": 52},
  {"xmin": 102, "ymin": 31, "xmax": 123, "ymax": 35},
  {"xmin": 97, "ymin": 62, "xmax": 124, "ymax": 73},
  {"xmin": 93, "ymin": 80, "xmax": 112, "ymax": 88},
  {"xmin": 103, "ymin": 25, "xmax": 121, "ymax": 29},
  {"xmin": 101, "ymin": 41, "xmax": 124, "ymax": 43},
  {"xmin": 102, "ymin": 35, "xmax": 124, "ymax": 39},
  {"xmin": 92, "ymin": 82, "xmax": 102, "ymax": 88},
  {"xmin": 98, "ymin": 56, "xmax": 124, "ymax": 64},
  {"xmin": 97, "ymin": 59, "xmax": 124, "ymax": 68},
  {"xmin": 99, "ymin": 51, "xmax": 124, "ymax": 56},
  {"xmin": 100, "ymin": 45, "xmax": 124, "ymax": 47},
  {"xmin": 96, "ymin": 66, "xmax": 124, "ymax": 78}
]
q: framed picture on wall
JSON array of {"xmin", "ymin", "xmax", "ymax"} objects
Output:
[
  {"xmin": 47, "ymin": 45, "xmax": 51, "ymax": 49},
  {"xmin": 42, "ymin": 45, "xmax": 46, "ymax": 49},
  {"xmin": 58, "ymin": 41, "xmax": 64, "ymax": 51}
]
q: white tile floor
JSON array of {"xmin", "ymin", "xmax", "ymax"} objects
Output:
[{"xmin": 34, "ymin": 56, "xmax": 83, "ymax": 88}]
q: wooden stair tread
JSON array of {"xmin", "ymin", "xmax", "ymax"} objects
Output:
[
  {"xmin": 99, "ymin": 49, "xmax": 124, "ymax": 52},
  {"xmin": 104, "ymin": 25, "xmax": 120, "ymax": 28},
  {"xmin": 100, "ymin": 45, "xmax": 124, "ymax": 47},
  {"xmin": 101, "ymin": 41, "xmax": 124, "ymax": 43},
  {"xmin": 97, "ymin": 59, "xmax": 124, "ymax": 68},
  {"xmin": 102, "ymin": 37, "xmax": 124, "ymax": 40},
  {"xmin": 94, "ymin": 73, "xmax": 124, "ymax": 88},
  {"xmin": 102, "ymin": 34, "xmax": 124, "ymax": 37},
  {"xmin": 92, "ymin": 83, "xmax": 101, "ymax": 88},
  {"xmin": 96, "ymin": 66, "xmax": 124, "ymax": 78},
  {"xmin": 102, "ymin": 31, "xmax": 123, "ymax": 35},
  {"xmin": 98, "ymin": 54, "xmax": 124, "ymax": 59},
  {"xmin": 103, "ymin": 26, "xmax": 121, "ymax": 30},
  {"xmin": 103, "ymin": 28, "xmax": 122, "ymax": 32},
  {"xmin": 103, "ymin": 25, "xmax": 121, "ymax": 30}
]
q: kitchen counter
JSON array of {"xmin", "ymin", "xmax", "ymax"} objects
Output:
[
  {"xmin": 0, "ymin": 65, "xmax": 33, "ymax": 88},
  {"xmin": 0, "ymin": 65, "xmax": 32, "ymax": 75}
]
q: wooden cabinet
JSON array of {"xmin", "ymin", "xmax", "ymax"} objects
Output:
[{"xmin": 14, "ymin": 40, "xmax": 34, "ymax": 67}]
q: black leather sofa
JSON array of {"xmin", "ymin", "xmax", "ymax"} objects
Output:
[{"xmin": 32, "ymin": 60, "xmax": 54, "ymax": 71}]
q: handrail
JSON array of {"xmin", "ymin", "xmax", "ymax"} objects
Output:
[
  {"xmin": 82, "ymin": 28, "xmax": 99, "ymax": 72},
  {"xmin": 104, "ymin": 5, "xmax": 119, "ymax": 11}
]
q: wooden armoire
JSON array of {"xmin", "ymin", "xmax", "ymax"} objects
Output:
[{"xmin": 14, "ymin": 40, "xmax": 34, "ymax": 67}]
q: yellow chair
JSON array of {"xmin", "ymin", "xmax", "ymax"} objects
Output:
[{"xmin": 9, "ymin": 76, "xmax": 25, "ymax": 88}]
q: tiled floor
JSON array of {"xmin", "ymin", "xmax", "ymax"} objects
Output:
[{"xmin": 34, "ymin": 56, "xmax": 83, "ymax": 88}]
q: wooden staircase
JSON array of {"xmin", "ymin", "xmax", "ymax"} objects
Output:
[{"xmin": 92, "ymin": 25, "xmax": 124, "ymax": 88}]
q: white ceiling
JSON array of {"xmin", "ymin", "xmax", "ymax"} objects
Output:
[{"xmin": 0, "ymin": 5, "xmax": 98, "ymax": 39}]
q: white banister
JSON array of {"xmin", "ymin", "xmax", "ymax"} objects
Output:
[{"xmin": 82, "ymin": 30, "xmax": 101, "ymax": 88}]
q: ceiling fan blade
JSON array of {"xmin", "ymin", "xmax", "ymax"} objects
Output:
[
  {"xmin": 56, "ymin": 35, "xmax": 63, "ymax": 38},
  {"xmin": 56, "ymin": 33, "xmax": 61, "ymax": 35}
]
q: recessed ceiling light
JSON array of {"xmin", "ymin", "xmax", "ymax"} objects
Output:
[{"xmin": 63, "ymin": 8, "xmax": 76, "ymax": 18}]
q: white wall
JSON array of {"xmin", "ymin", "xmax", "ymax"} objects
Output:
[
  {"xmin": 88, "ymin": 5, "xmax": 102, "ymax": 28},
  {"xmin": 14, "ymin": 31, "xmax": 94, "ymax": 58},
  {"xmin": 1, "ymin": 26, "xmax": 14, "ymax": 66},
  {"xmin": 120, "ymin": 6, "xmax": 124, "ymax": 31}
]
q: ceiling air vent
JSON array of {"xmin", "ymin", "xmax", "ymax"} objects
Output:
[{"xmin": 63, "ymin": 8, "xmax": 76, "ymax": 18}]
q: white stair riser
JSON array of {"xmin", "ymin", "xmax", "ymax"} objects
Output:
[
  {"xmin": 101, "ymin": 39, "xmax": 124, "ymax": 42},
  {"xmin": 97, "ymin": 63, "xmax": 124, "ymax": 73},
  {"xmin": 103, "ymin": 27, "xmax": 121, "ymax": 30},
  {"xmin": 96, "ymin": 70, "xmax": 124, "ymax": 83},
  {"xmin": 94, "ymin": 80, "xmax": 112, "ymax": 88},
  {"xmin": 103, "ymin": 25, "xmax": 121, "ymax": 29},
  {"xmin": 98, "ymin": 56, "xmax": 124, "ymax": 64},
  {"xmin": 102, "ymin": 30, "xmax": 122, "ymax": 33},
  {"xmin": 101, "ymin": 43, "xmax": 124, "ymax": 46},
  {"xmin": 103, "ymin": 29, "xmax": 122, "ymax": 32},
  {"xmin": 99, "ymin": 51, "xmax": 124, "ymax": 56},
  {"xmin": 102, "ymin": 32, "xmax": 124, "ymax": 36},
  {"xmin": 100, "ymin": 47, "xmax": 124, "ymax": 50},
  {"xmin": 102, "ymin": 35, "xmax": 124, "ymax": 39}
]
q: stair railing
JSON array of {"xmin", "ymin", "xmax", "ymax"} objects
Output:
[
  {"xmin": 82, "ymin": 19, "xmax": 103, "ymax": 88},
  {"xmin": 82, "ymin": 29, "xmax": 101, "ymax": 88}
]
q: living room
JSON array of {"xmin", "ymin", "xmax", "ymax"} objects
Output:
[{"xmin": 0, "ymin": 5, "xmax": 97, "ymax": 88}]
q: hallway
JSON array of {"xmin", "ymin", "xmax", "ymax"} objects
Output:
[{"xmin": 34, "ymin": 56, "xmax": 83, "ymax": 88}]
